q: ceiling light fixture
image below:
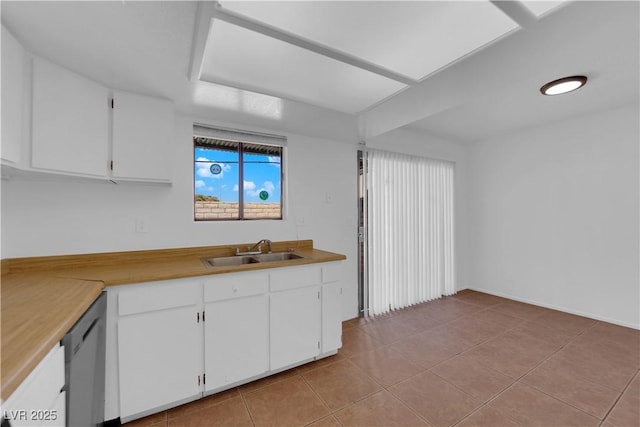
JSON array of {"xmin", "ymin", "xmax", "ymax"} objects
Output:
[{"xmin": 540, "ymin": 75, "xmax": 587, "ymax": 95}]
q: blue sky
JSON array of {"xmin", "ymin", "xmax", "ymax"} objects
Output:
[{"xmin": 194, "ymin": 147, "xmax": 281, "ymax": 203}]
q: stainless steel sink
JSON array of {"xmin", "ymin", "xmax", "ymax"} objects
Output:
[
  {"xmin": 202, "ymin": 255, "xmax": 260, "ymax": 267},
  {"xmin": 253, "ymin": 252, "xmax": 305, "ymax": 262},
  {"xmin": 202, "ymin": 252, "xmax": 305, "ymax": 268}
]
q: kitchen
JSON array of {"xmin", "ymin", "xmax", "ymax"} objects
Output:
[{"xmin": 1, "ymin": 1, "xmax": 638, "ymax": 426}]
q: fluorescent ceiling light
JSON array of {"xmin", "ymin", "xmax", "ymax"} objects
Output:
[
  {"xmin": 200, "ymin": 20, "xmax": 406, "ymax": 113},
  {"xmin": 219, "ymin": 1, "xmax": 519, "ymax": 81},
  {"xmin": 540, "ymin": 76, "xmax": 587, "ymax": 95}
]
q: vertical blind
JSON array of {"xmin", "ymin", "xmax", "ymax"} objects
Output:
[{"xmin": 366, "ymin": 149, "xmax": 455, "ymax": 316}]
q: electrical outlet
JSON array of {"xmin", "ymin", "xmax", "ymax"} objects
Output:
[{"xmin": 135, "ymin": 217, "xmax": 149, "ymax": 233}]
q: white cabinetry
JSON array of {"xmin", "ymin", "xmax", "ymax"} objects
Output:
[
  {"xmin": 0, "ymin": 29, "xmax": 174, "ymax": 184},
  {"xmin": 203, "ymin": 271, "xmax": 269, "ymax": 392},
  {"xmin": 108, "ymin": 261, "xmax": 344, "ymax": 422},
  {"xmin": 117, "ymin": 281, "xmax": 201, "ymax": 420},
  {"xmin": 1, "ymin": 343, "xmax": 66, "ymax": 426},
  {"xmin": 112, "ymin": 91, "xmax": 173, "ymax": 182},
  {"xmin": 270, "ymin": 285, "xmax": 321, "ymax": 371},
  {"xmin": 269, "ymin": 265, "xmax": 323, "ymax": 371},
  {"xmin": 321, "ymin": 263, "xmax": 344, "ymax": 353},
  {"xmin": 1, "ymin": 25, "xmax": 25, "ymax": 164},
  {"xmin": 32, "ymin": 57, "xmax": 109, "ymax": 177}
]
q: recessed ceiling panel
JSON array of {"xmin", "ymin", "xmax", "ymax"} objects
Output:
[
  {"xmin": 200, "ymin": 20, "xmax": 406, "ymax": 113},
  {"xmin": 220, "ymin": 1, "xmax": 519, "ymax": 81}
]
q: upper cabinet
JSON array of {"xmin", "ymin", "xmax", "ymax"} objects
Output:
[
  {"xmin": 1, "ymin": 25, "xmax": 174, "ymax": 185},
  {"xmin": 112, "ymin": 91, "xmax": 173, "ymax": 182},
  {"xmin": 1, "ymin": 26, "xmax": 25, "ymax": 164},
  {"xmin": 32, "ymin": 57, "xmax": 109, "ymax": 177}
]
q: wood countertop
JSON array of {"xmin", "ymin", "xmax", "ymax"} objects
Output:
[
  {"xmin": 1, "ymin": 274, "xmax": 104, "ymax": 401},
  {"xmin": 1, "ymin": 240, "xmax": 345, "ymax": 401}
]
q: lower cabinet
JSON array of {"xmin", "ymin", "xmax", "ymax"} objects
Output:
[
  {"xmin": 2, "ymin": 343, "xmax": 66, "ymax": 426},
  {"xmin": 117, "ymin": 281, "xmax": 202, "ymax": 420},
  {"xmin": 322, "ymin": 281, "xmax": 343, "ymax": 353},
  {"xmin": 203, "ymin": 271, "xmax": 269, "ymax": 392},
  {"xmin": 108, "ymin": 261, "xmax": 344, "ymax": 423},
  {"xmin": 270, "ymin": 286, "xmax": 321, "ymax": 371}
]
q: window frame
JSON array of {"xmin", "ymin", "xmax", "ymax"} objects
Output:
[{"xmin": 193, "ymin": 125, "xmax": 285, "ymax": 221}]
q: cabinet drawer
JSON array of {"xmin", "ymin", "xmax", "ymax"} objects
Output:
[
  {"xmin": 118, "ymin": 280, "xmax": 200, "ymax": 316},
  {"xmin": 321, "ymin": 262, "xmax": 343, "ymax": 284},
  {"xmin": 204, "ymin": 271, "xmax": 268, "ymax": 302},
  {"xmin": 269, "ymin": 265, "xmax": 321, "ymax": 292}
]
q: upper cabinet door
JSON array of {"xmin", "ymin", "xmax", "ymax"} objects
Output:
[
  {"xmin": 1, "ymin": 25, "xmax": 25, "ymax": 164},
  {"xmin": 32, "ymin": 57, "xmax": 109, "ymax": 176},
  {"xmin": 112, "ymin": 91, "xmax": 173, "ymax": 182}
]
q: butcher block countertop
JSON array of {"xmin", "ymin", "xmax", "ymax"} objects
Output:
[
  {"xmin": 1, "ymin": 240, "xmax": 345, "ymax": 401},
  {"xmin": 1, "ymin": 274, "xmax": 104, "ymax": 402}
]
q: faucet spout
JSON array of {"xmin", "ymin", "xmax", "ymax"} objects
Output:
[
  {"xmin": 250, "ymin": 239, "xmax": 272, "ymax": 254},
  {"xmin": 235, "ymin": 239, "xmax": 273, "ymax": 256}
]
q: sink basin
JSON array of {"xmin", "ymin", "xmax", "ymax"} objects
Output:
[
  {"xmin": 254, "ymin": 252, "xmax": 305, "ymax": 262},
  {"xmin": 202, "ymin": 255, "xmax": 260, "ymax": 267},
  {"xmin": 202, "ymin": 252, "xmax": 305, "ymax": 268}
]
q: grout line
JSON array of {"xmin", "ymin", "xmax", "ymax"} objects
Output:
[
  {"xmin": 599, "ymin": 367, "xmax": 639, "ymax": 423},
  {"xmin": 382, "ymin": 386, "xmax": 435, "ymax": 426},
  {"xmin": 166, "ymin": 292, "xmax": 633, "ymax": 427},
  {"xmin": 297, "ymin": 369, "xmax": 333, "ymax": 423},
  {"xmin": 238, "ymin": 385, "xmax": 257, "ymax": 427}
]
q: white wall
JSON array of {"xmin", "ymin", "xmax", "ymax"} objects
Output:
[
  {"xmin": 1, "ymin": 115, "xmax": 360, "ymax": 319},
  {"xmin": 367, "ymin": 127, "xmax": 469, "ymax": 290},
  {"xmin": 467, "ymin": 104, "xmax": 640, "ymax": 328}
]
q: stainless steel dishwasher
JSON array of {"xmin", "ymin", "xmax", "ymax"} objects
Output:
[{"xmin": 61, "ymin": 292, "xmax": 106, "ymax": 427}]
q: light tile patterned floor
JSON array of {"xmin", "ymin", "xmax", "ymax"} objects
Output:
[{"xmin": 124, "ymin": 290, "xmax": 639, "ymax": 427}]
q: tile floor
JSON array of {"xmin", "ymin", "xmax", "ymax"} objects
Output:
[{"xmin": 123, "ymin": 290, "xmax": 639, "ymax": 427}]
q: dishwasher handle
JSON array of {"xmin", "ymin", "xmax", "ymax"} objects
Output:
[
  {"xmin": 62, "ymin": 292, "xmax": 106, "ymax": 362},
  {"xmin": 71, "ymin": 318, "xmax": 98, "ymax": 357}
]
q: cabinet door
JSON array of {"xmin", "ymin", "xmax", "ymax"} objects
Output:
[
  {"xmin": 1, "ymin": 25, "xmax": 24, "ymax": 164},
  {"xmin": 322, "ymin": 282, "xmax": 342, "ymax": 353},
  {"xmin": 112, "ymin": 90, "xmax": 173, "ymax": 181},
  {"xmin": 32, "ymin": 57, "xmax": 108, "ymax": 176},
  {"xmin": 2, "ymin": 344, "xmax": 65, "ymax": 426},
  {"xmin": 270, "ymin": 286, "xmax": 321, "ymax": 371},
  {"xmin": 118, "ymin": 306, "xmax": 201, "ymax": 419},
  {"xmin": 204, "ymin": 294, "xmax": 268, "ymax": 391},
  {"xmin": 47, "ymin": 390, "xmax": 66, "ymax": 427}
]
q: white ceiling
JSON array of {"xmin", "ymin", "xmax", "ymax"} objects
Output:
[
  {"xmin": 200, "ymin": 19, "xmax": 407, "ymax": 113},
  {"xmin": 1, "ymin": 1, "xmax": 638, "ymax": 144},
  {"xmin": 212, "ymin": 1, "xmax": 517, "ymax": 87}
]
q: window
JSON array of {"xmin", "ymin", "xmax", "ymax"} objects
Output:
[{"xmin": 193, "ymin": 125, "xmax": 284, "ymax": 220}]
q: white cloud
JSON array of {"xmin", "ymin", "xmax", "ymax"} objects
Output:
[
  {"xmin": 263, "ymin": 181, "xmax": 275, "ymax": 193},
  {"xmin": 268, "ymin": 156, "xmax": 281, "ymax": 168},
  {"xmin": 246, "ymin": 180, "xmax": 276, "ymax": 198},
  {"xmin": 230, "ymin": 181, "xmax": 279, "ymax": 199},
  {"xmin": 195, "ymin": 180, "xmax": 206, "ymax": 189}
]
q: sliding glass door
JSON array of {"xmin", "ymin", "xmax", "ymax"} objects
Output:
[{"xmin": 359, "ymin": 148, "xmax": 456, "ymax": 317}]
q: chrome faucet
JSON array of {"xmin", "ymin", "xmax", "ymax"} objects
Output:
[
  {"xmin": 235, "ymin": 239, "xmax": 272, "ymax": 256},
  {"xmin": 250, "ymin": 239, "xmax": 272, "ymax": 254}
]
